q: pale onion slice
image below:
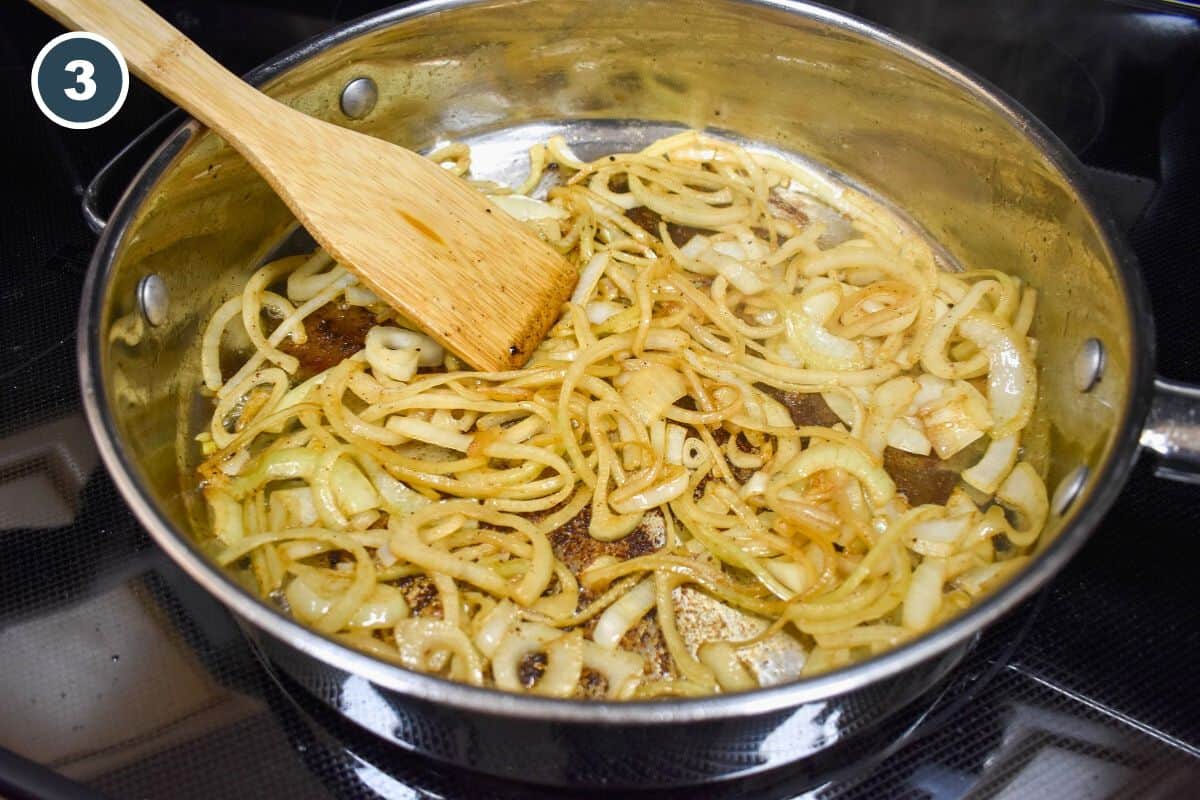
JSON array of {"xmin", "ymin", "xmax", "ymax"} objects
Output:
[
  {"xmin": 619, "ymin": 363, "xmax": 688, "ymax": 425},
  {"xmin": 919, "ymin": 382, "xmax": 990, "ymax": 459},
  {"xmin": 764, "ymin": 558, "xmax": 808, "ymax": 595},
  {"xmin": 228, "ymin": 447, "xmax": 318, "ymax": 498},
  {"xmin": 286, "ymin": 576, "xmax": 409, "ymax": 629},
  {"xmin": 285, "ymin": 250, "xmax": 338, "ymax": 302},
  {"xmin": 367, "ymin": 326, "xmax": 444, "ymax": 368},
  {"xmin": 956, "ymin": 557, "xmax": 1028, "ymax": 597},
  {"xmin": 740, "ymin": 471, "xmax": 769, "ymax": 499},
  {"xmin": 679, "ymin": 234, "xmax": 711, "ymax": 261},
  {"xmin": 585, "ymin": 300, "xmax": 624, "ymax": 325},
  {"xmin": 587, "ymin": 172, "xmax": 640, "ymax": 210},
  {"xmin": 205, "ymin": 487, "xmax": 245, "ymax": 545},
  {"xmin": 489, "ymin": 193, "xmax": 570, "ymax": 221},
  {"xmin": 536, "ymin": 631, "xmax": 585, "ymax": 697},
  {"xmin": 546, "ymin": 135, "xmax": 585, "ymax": 170},
  {"xmin": 473, "ymin": 600, "xmax": 519, "ymax": 659},
  {"xmin": 571, "ymin": 252, "xmax": 611, "ymax": 306},
  {"xmin": 909, "ymin": 373, "xmax": 950, "ymax": 413},
  {"xmin": 665, "ymin": 423, "xmax": 688, "ymax": 465},
  {"xmin": 370, "ymin": 468, "xmax": 431, "ymax": 515},
  {"xmin": 331, "ymin": 458, "xmax": 380, "ymax": 516},
  {"xmin": 821, "ymin": 390, "xmax": 857, "ymax": 426},
  {"xmin": 609, "ymin": 465, "xmax": 689, "ymax": 514},
  {"xmin": 907, "ymin": 513, "xmax": 974, "ymax": 557},
  {"xmin": 944, "ymin": 487, "xmax": 980, "ymax": 517},
  {"xmin": 711, "ymin": 236, "xmax": 769, "ymax": 263},
  {"xmin": 344, "ymin": 285, "xmax": 380, "ymax": 306},
  {"xmin": 394, "ymin": 618, "xmax": 485, "ymax": 685},
  {"xmin": 962, "ymin": 434, "xmax": 1020, "ymax": 494},
  {"xmin": 995, "ymin": 462, "xmax": 1049, "ymax": 546},
  {"xmin": 864, "ymin": 377, "xmax": 919, "ymax": 456},
  {"xmin": 887, "ymin": 417, "xmax": 932, "ymax": 456},
  {"xmin": 957, "ymin": 313, "xmax": 1036, "ymax": 437},
  {"xmin": 902, "ymin": 560, "xmax": 945, "ymax": 630},
  {"xmin": 697, "ymin": 248, "xmax": 769, "ymax": 294},
  {"xmin": 364, "ymin": 328, "xmax": 416, "ymax": 382},
  {"xmin": 592, "ymin": 578, "xmax": 656, "ymax": 649},
  {"xmin": 582, "ymin": 640, "xmax": 646, "ymax": 698},
  {"xmin": 697, "ymin": 641, "xmax": 758, "ymax": 692},
  {"xmin": 779, "ymin": 296, "xmax": 867, "ymax": 371},
  {"xmin": 385, "ymin": 416, "xmax": 474, "ymax": 452},
  {"xmin": 217, "ymin": 446, "xmax": 253, "ymax": 477},
  {"xmin": 681, "ymin": 437, "xmax": 709, "ymax": 469},
  {"xmin": 492, "ymin": 628, "xmax": 584, "ymax": 697},
  {"xmin": 772, "ymin": 441, "xmax": 896, "ymax": 507},
  {"xmin": 270, "ymin": 486, "xmax": 318, "ymax": 528}
]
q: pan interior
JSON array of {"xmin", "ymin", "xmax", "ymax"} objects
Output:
[{"xmin": 90, "ymin": 0, "xmax": 1138, "ymax": 709}]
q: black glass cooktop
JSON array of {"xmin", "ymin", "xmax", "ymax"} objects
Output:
[{"xmin": 0, "ymin": 1, "xmax": 1198, "ymax": 798}]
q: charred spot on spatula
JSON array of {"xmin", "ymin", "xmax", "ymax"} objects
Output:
[{"xmin": 398, "ymin": 209, "xmax": 446, "ymax": 246}]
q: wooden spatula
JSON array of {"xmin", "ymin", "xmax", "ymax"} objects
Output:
[{"xmin": 32, "ymin": 0, "xmax": 577, "ymax": 371}]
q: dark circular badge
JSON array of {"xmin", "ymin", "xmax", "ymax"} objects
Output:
[{"xmin": 31, "ymin": 32, "xmax": 128, "ymax": 130}]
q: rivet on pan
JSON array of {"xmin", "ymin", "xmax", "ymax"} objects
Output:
[
  {"xmin": 340, "ymin": 77, "xmax": 378, "ymax": 120},
  {"xmin": 1051, "ymin": 465, "xmax": 1089, "ymax": 516},
  {"xmin": 1073, "ymin": 338, "xmax": 1105, "ymax": 392},
  {"xmin": 137, "ymin": 274, "xmax": 169, "ymax": 327}
]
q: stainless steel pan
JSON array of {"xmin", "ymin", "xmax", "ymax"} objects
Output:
[{"xmin": 78, "ymin": 0, "xmax": 1200, "ymax": 786}]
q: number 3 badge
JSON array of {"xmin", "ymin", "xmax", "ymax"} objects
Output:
[{"xmin": 31, "ymin": 32, "xmax": 128, "ymax": 130}]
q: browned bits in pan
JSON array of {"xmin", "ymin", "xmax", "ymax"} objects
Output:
[{"xmin": 278, "ymin": 302, "xmax": 379, "ymax": 380}]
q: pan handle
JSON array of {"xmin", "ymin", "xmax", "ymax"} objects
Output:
[
  {"xmin": 81, "ymin": 110, "xmax": 182, "ymax": 235},
  {"xmin": 1140, "ymin": 377, "xmax": 1200, "ymax": 485}
]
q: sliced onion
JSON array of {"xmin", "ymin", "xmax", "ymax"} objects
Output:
[
  {"xmin": 331, "ymin": 458, "xmax": 380, "ymax": 515},
  {"xmin": 956, "ymin": 558, "xmax": 1028, "ymax": 597},
  {"xmin": 902, "ymin": 560, "xmax": 945, "ymax": 630},
  {"xmin": 864, "ymin": 377, "xmax": 919, "ymax": 456},
  {"xmin": 886, "ymin": 417, "xmax": 932, "ymax": 456},
  {"xmin": 821, "ymin": 391, "xmax": 857, "ymax": 426},
  {"xmin": 771, "ymin": 442, "xmax": 896, "ymax": 507},
  {"xmin": 385, "ymin": 416, "xmax": 474, "ymax": 452},
  {"xmin": 764, "ymin": 558, "xmax": 809, "ymax": 595},
  {"xmin": 697, "ymin": 641, "xmax": 758, "ymax": 692},
  {"xmin": 962, "ymin": 434, "xmax": 1019, "ymax": 494},
  {"xmin": 957, "ymin": 313, "xmax": 1036, "ymax": 437},
  {"xmin": 582, "ymin": 640, "xmax": 646, "ymax": 698},
  {"xmin": 489, "ymin": 194, "xmax": 570, "ymax": 221},
  {"xmin": 609, "ymin": 465, "xmax": 689, "ymax": 513},
  {"xmin": 740, "ymin": 471, "xmax": 769, "ymax": 498},
  {"xmin": 571, "ymin": 252, "xmax": 610, "ymax": 306},
  {"xmin": 919, "ymin": 382, "xmax": 990, "ymax": 459},
  {"xmin": 665, "ymin": 423, "xmax": 688, "ymax": 465},
  {"xmin": 536, "ymin": 631, "xmax": 585, "ymax": 697},
  {"xmin": 619, "ymin": 363, "xmax": 687, "ymax": 425},
  {"xmin": 592, "ymin": 578, "xmax": 656, "ymax": 649},
  {"xmin": 995, "ymin": 462, "xmax": 1048, "ymax": 546},
  {"xmin": 473, "ymin": 600, "xmax": 519, "ymax": 659},
  {"xmin": 364, "ymin": 329, "xmax": 417, "ymax": 382},
  {"xmin": 394, "ymin": 618, "xmax": 485, "ymax": 685},
  {"xmin": 585, "ymin": 300, "xmax": 624, "ymax": 324},
  {"xmin": 907, "ymin": 513, "xmax": 973, "ymax": 557},
  {"xmin": 698, "ymin": 248, "xmax": 769, "ymax": 294},
  {"xmin": 286, "ymin": 575, "xmax": 409, "ymax": 629},
  {"xmin": 344, "ymin": 285, "xmax": 380, "ymax": 306},
  {"xmin": 778, "ymin": 296, "xmax": 867, "ymax": 371},
  {"xmin": 270, "ymin": 486, "xmax": 319, "ymax": 528}
]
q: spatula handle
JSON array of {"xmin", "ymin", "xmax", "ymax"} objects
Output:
[{"xmin": 28, "ymin": 0, "xmax": 275, "ymax": 143}]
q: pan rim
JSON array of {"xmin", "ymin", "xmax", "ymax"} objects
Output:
[{"xmin": 77, "ymin": 0, "xmax": 1157, "ymax": 725}]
